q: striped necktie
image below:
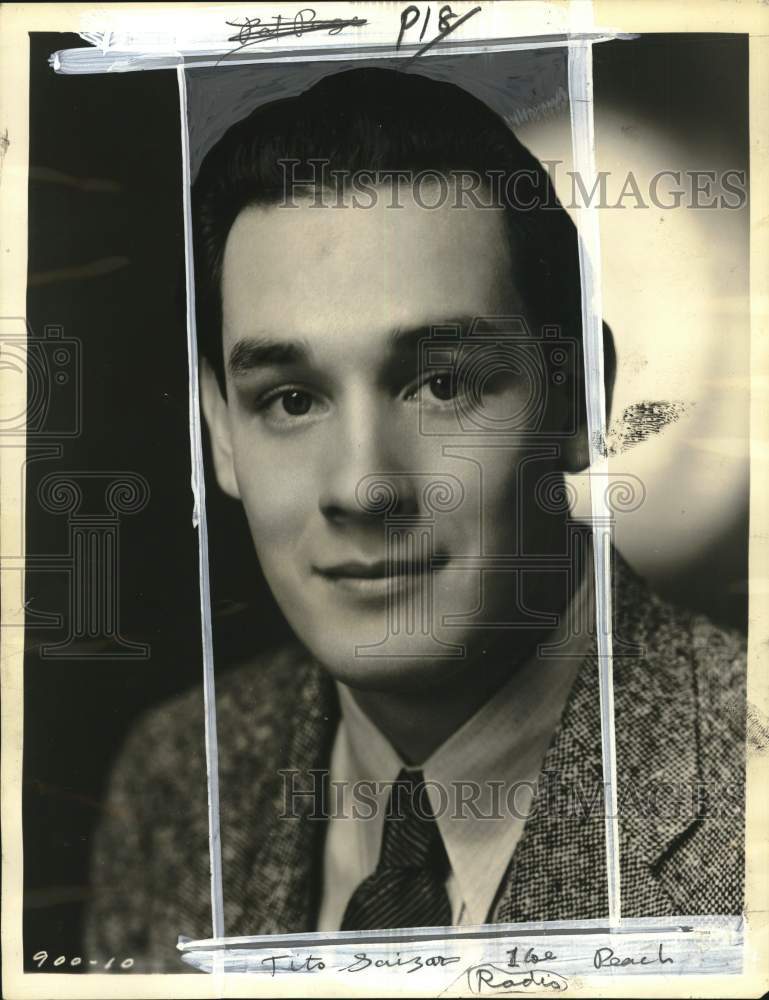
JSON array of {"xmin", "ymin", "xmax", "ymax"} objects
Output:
[{"xmin": 340, "ymin": 768, "xmax": 453, "ymax": 930}]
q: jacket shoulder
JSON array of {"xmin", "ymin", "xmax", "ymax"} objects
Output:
[
  {"xmin": 122, "ymin": 641, "xmax": 313, "ymax": 778},
  {"xmin": 614, "ymin": 551, "xmax": 746, "ymax": 741},
  {"xmin": 612, "ymin": 557, "xmax": 746, "ymax": 915},
  {"xmin": 84, "ymin": 642, "xmax": 316, "ymax": 970}
]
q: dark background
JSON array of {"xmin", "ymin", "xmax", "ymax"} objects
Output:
[{"xmin": 23, "ymin": 32, "xmax": 748, "ymax": 968}]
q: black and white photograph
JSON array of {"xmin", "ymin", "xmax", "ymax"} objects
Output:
[{"xmin": 1, "ymin": 2, "xmax": 767, "ymax": 996}]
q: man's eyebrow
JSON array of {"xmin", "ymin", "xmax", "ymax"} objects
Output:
[
  {"xmin": 227, "ymin": 319, "xmax": 484, "ymax": 378},
  {"xmin": 388, "ymin": 318, "xmax": 474, "ymax": 352},
  {"xmin": 227, "ymin": 337, "xmax": 311, "ymax": 377}
]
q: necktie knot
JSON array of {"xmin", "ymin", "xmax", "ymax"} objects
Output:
[{"xmin": 379, "ymin": 769, "xmax": 447, "ymax": 872}]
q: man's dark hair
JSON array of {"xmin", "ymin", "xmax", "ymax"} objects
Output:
[{"xmin": 192, "ymin": 66, "xmax": 600, "ymax": 425}]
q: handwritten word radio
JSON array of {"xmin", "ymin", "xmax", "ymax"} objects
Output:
[{"xmin": 467, "ymin": 964, "xmax": 568, "ymax": 994}]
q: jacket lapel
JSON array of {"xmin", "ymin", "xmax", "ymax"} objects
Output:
[{"xmin": 491, "ymin": 640, "xmax": 610, "ymax": 921}]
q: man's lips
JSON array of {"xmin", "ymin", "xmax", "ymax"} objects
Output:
[
  {"xmin": 314, "ymin": 560, "xmax": 431, "ymax": 580},
  {"xmin": 312, "ymin": 558, "xmax": 444, "ymax": 600}
]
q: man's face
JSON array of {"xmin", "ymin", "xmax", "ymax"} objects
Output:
[{"xmin": 204, "ymin": 185, "xmax": 562, "ymax": 692}]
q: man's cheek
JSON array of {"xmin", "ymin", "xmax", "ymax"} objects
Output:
[
  {"xmin": 244, "ymin": 492, "xmax": 303, "ymax": 542},
  {"xmin": 474, "ymin": 463, "xmax": 521, "ymax": 550},
  {"xmin": 238, "ymin": 470, "xmax": 311, "ymax": 547}
]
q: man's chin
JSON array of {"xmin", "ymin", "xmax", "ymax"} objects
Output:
[{"xmin": 298, "ymin": 635, "xmax": 474, "ymax": 695}]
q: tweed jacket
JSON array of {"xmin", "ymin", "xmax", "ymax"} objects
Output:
[{"xmin": 85, "ymin": 553, "xmax": 746, "ymax": 972}]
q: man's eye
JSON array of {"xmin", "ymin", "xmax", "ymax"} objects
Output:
[
  {"xmin": 428, "ymin": 373, "xmax": 457, "ymax": 401},
  {"xmin": 408, "ymin": 372, "xmax": 459, "ymax": 404},
  {"xmin": 279, "ymin": 389, "xmax": 313, "ymax": 416},
  {"xmin": 256, "ymin": 387, "xmax": 323, "ymax": 425}
]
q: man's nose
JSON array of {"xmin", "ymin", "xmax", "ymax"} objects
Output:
[{"xmin": 318, "ymin": 400, "xmax": 419, "ymax": 524}]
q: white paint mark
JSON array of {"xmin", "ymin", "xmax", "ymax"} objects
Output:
[
  {"xmin": 568, "ymin": 22, "xmax": 622, "ymax": 925},
  {"xmin": 177, "ymin": 64, "xmax": 225, "ymax": 941}
]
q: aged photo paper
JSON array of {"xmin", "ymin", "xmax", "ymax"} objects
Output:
[{"xmin": 1, "ymin": 1, "xmax": 768, "ymax": 997}]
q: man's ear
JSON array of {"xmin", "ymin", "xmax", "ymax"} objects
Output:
[
  {"xmin": 200, "ymin": 359, "xmax": 241, "ymax": 500},
  {"xmin": 559, "ymin": 321, "xmax": 617, "ymax": 474}
]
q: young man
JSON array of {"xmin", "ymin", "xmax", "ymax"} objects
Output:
[{"xmin": 86, "ymin": 68, "xmax": 746, "ymax": 971}]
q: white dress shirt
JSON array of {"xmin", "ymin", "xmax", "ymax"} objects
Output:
[{"xmin": 316, "ymin": 568, "xmax": 595, "ymax": 930}]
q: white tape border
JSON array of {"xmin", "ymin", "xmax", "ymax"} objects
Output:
[{"xmin": 177, "ymin": 64, "xmax": 225, "ymax": 942}]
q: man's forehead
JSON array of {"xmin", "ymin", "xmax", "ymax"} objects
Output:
[{"xmin": 220, "ymin": 189, "xmax": 517, "ymax": 349}]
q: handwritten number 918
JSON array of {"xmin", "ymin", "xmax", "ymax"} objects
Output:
[{"xmin": 33, "ymin": 951, "xmax": 134, "ymax": 970}]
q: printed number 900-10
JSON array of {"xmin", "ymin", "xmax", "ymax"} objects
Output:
[{"xmin": 33, "ymin": 951, "xmax": 134, "ymax": 970}]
